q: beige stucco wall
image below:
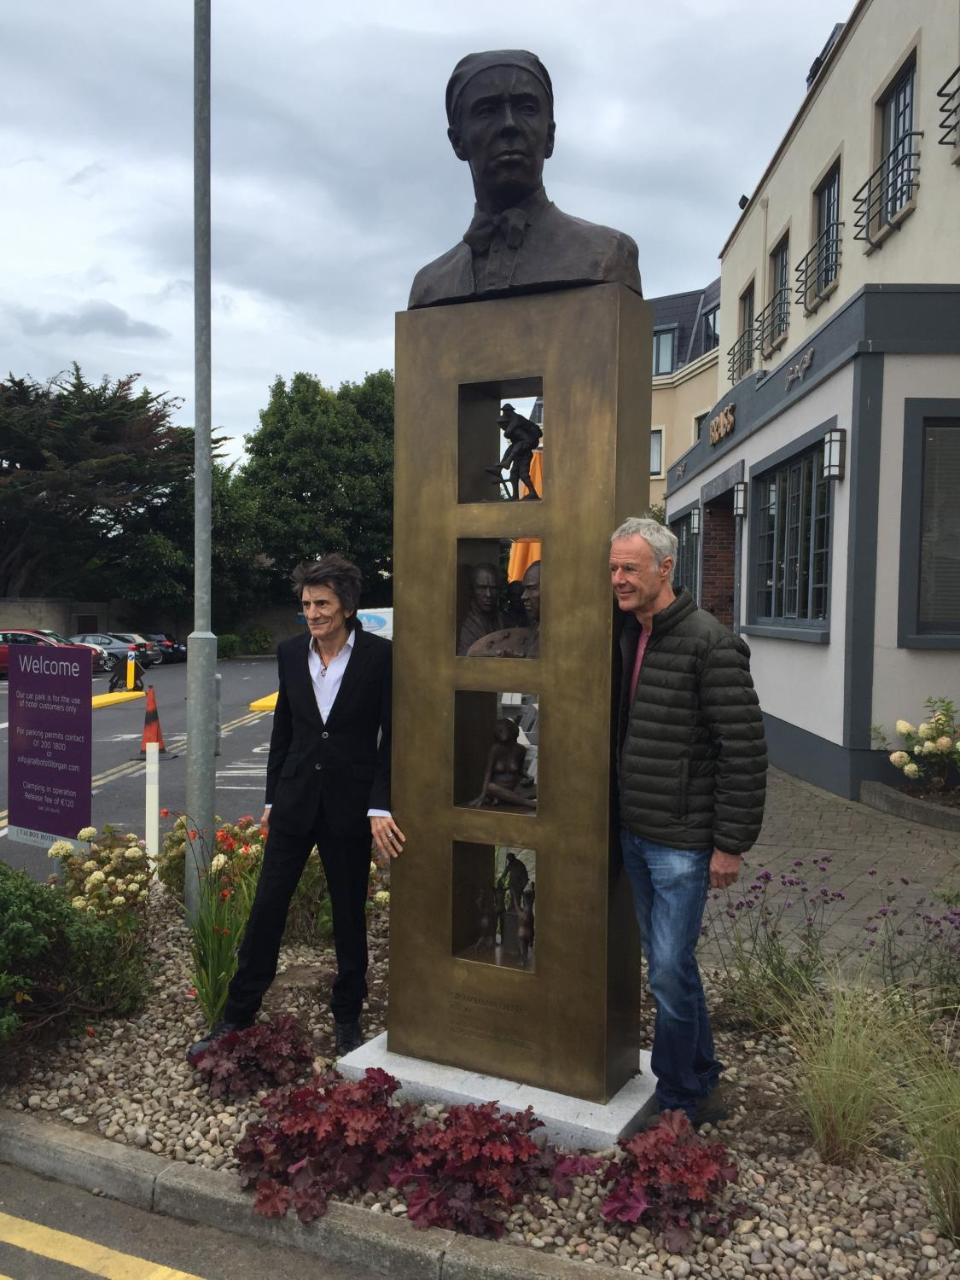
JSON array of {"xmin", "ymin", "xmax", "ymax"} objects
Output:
[
  {"xmin": 650, "ymin": 350, "xmax": 718, "ymax": 506},
  {"xmin": 720, "ymin": 0, "xmax": 960, "ymax": 395},
  {"xmin": 872, "ymin": 353, "xmax": 960, "ymax": 732}
]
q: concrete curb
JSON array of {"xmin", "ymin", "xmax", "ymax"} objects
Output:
[
  {"xmin": 0, "ymin": 1109, "xmax": 621, "ymax": 1278},
  {"xmin": 861, "ymin": 780, "xmax": 960, "ymax": 834}
]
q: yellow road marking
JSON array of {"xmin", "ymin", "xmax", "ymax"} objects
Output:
[
  {"xmin": 0, "ymin": 1210, "xmax": 204, "ymax": 1279},
  {"xmin": 92, "ymin": 691, "xmax": 146, "ymax": 709},
  {"xmin": 249, "ymin": 692, "xmax": 278, "ymax": 713}
]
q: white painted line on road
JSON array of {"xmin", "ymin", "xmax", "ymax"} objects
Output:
[{"xmin": 0, "ymin": 721, "xmax": 7, "ymax": 729}]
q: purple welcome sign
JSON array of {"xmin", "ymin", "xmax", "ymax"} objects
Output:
[{"xmin": 8, "ymin": 643, "xmax": 92, "ymax": 846}]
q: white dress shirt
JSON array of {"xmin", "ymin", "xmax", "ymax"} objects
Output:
[{"xmin": 285, "ymin": 629, "xmax": 389, "ymax": 820}]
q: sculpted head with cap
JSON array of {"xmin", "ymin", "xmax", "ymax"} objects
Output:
[{"xmin": 446, "ymin": 51, "xmax": 555, "ymax": 215}]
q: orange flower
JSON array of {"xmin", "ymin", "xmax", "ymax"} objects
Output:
[
  {"xmin": 159, "ymin": 807, "xmax": 170, "ymax": 817},
  {"xmin": 188, "ymin": 829, "xmax": 199, "ymax": 840}
]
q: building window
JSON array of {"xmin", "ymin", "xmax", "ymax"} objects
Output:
[
  {"xmin": 672, "ymin": 515, "xmax": 698, "ymax": 599},
  {"xmin": 855, "ymin": 55, "xmax": 920, "ymax": 243},
  {"xmin": 881, "ymin": 58, "xmax": 916, "ymax": 222},
  {"xmin": 653, "ymin": 329, "xmax": 675, "ymax": 375},
  {"xmin": 753, "ymin": 441, "xmax": 831, "ymax": 624},
  {"xmin": 918, "ymin": 421, "xmax": 960, "ymax": 633},
  {"xmin": 702, "ymin": 307, "xmax": 719, "ymax": 351},
  {"xmin": 816, "ymin": 164, "xmax": 841, "ymax": 291},
  {"xmin": 727, "ymin": 284, "xmax": 754, "ymax": 383},
  {"xmin": 694, "ymin": 411, "xmax": 709, "ymax": 442},
  {"xmin": 759, "ymin": 236, "xmax": 790, "ymax": 355},
  {"xmin": 650, "ymin": 428, "xmax": 664, "ymax": 476}
]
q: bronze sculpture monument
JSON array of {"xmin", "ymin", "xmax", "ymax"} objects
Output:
[
  {"xmin": 466, "ymin": 560, "xmax": 540, "ymax": 658},
  {"xmin": 457, "ymin": 562, "xmax": 507, "ymax": 655},
  {"xmin": 486, "ymin": 402, "xmax": 542, "ymax": 500},
  {"xmin": 408, "ymin": 50, "xmax": 642, "ymax": 309},
  {"xmin": 468, "ymin": 717, "xmax": 537, "ymax": 810}
]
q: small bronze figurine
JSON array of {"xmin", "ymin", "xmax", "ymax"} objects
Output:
[
  {"xmin": 485, "ymin": 403, "xmax": 541, "ymax": 501},
  {"xmin": 517, "ymin": 883, "xmax": 535, "ymax": 966},
  {"xmin": 466, "ymin": 560, "xmax": 540, "ymax": 658},
  {"xmin": 469, "ymin": 719, "xmax": 537, "ymax": 810},
  {"xmin": 458, "ymin": 562, "xmax": 507, "ymax": 655},
  {"xmin": 502, "ymin": 851, "xmax": 529, "ymax": 910},
  {"xmin": 474, "ymin": 886, "xmax": 497, "ymax": 951}
]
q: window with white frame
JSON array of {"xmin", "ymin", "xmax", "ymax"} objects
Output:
[
  {"xmin": 650, "ymin": 428, "xmax": 664, "ymax": 476},
  {"xmin": 702, "ymin": 306, "xmax": 719, "ymax": 351},
  {"xmin": 753, "ymin": 441, "xmax": 832, "ymax": 624},
  {"xmin": 653, "ymin": 328, "xmax": 675, "ymax": 376}
]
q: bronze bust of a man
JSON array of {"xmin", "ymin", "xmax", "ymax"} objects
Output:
[{"xmin": 409, "ymin": 50, "xmax": 642, "ymax": 309}]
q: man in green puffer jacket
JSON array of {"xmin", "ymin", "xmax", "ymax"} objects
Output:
[{"xmin": 610, "ymin": 516, "xmax": 767, "ymax": 1128}]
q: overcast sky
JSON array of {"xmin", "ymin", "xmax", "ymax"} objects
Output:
[{"xmin": 1, "ymin": 0, "xmax": 846, "ymax": 462}]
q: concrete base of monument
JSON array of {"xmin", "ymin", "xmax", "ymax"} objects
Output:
[{"xmin": 338, "ymin": 1033, "xmax": 656, "ymax": 1151}]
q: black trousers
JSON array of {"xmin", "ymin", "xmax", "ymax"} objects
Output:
[{"xmin": 225, "ymin": 799, "xmax": 371, "ymax": 1025}]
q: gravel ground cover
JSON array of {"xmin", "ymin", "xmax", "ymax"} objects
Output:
[{"xmin": 3, "ymin": 886, "xmax": 960, "ymax": 1279}]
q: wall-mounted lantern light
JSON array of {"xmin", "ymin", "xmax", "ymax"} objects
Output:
[
  {"xmin": 823, "ymin": 427, "xmax": 846, "ymax": 480},
  {"xmin": 733, "ymin": 481, "xmax": 748, "ymax": 518},
  {"xmin": 690, "ymin": 506, "xmax": 701, "ymax": 535}
]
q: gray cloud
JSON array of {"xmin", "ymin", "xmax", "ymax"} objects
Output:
[
  {"xmin": 0, "ymin": 0, "xmax": 848, "ymax": 450},
  {"xmin": 11, "ymin": 301, "xmax": 169, "ymax": 341}
]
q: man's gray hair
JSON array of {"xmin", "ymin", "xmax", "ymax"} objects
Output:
[{"xmin": 610, "ymin": 516, "xmax": 678, "ymax": 582}]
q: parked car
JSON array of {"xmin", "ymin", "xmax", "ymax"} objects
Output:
[
  {"xmin": 142, "ymin": 632, "xmax": 187, "ymax": 663},
  {"xmin": 107, "ymin": 632, "xmax": 162, "ymax": 667},
  {"xmin": 30, "ymin": 628, "xmax": 110, "ymax": 672},
  {"xmin": 0, "ymin": 629, "xmax": 69, "ymax": 678},
  {"xmin": 69, "ymin": 632, "xmax": 141, "ymax": 672}
]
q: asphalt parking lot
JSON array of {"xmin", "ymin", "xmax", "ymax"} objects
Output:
[{"xmin": 0, "ymin": 657, "xmax": 278, "ymax": 880}]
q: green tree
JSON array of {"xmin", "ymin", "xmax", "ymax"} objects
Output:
[
  {"xmin": 239, "ymin": 369, "xmax": 394, "ymax": 604},
  {"xmin": 108, "ymin": 461, "xmax": 268, "ymax": 632},
  {"xmin": 0, "ymin": 366, "xmax": 191, "ymax": 597}
]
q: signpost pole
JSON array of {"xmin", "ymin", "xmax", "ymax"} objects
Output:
[
  {"xmin": 185, "ymin": 0, "xmax": 217, "ymax": 923},
  {"xmin": 145, "ymin": 741, "xmax": 160, "ymax": 878}
]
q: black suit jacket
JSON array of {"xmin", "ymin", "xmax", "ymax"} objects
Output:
[{"xmin": 265, "ymin": 625, "xmax": 392, "ymax": 838}]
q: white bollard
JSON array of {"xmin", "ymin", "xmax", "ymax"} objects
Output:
[{"xmin": 145, "ymin": 741, "xmax": 160, "ymax": 878}]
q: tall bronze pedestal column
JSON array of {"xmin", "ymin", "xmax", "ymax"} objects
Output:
[{"xmin": 389, "ymin": 283, "xmax": 652, "ymax": 1104}]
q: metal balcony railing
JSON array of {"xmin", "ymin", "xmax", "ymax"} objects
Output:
[
  {"xmin": 727, "ymin": 329, "xmax": 754, "ymax": 384},
  {"xmin": 795, "ymin": 222, "xmax": 843, "ymax": 311},
  {"xmin": 938, "ymin": 66, "xmax": 960, "ymax": 148},
  {"xmin": 853, "ymin": 131, "xmax": 922, "ymax": 246},
  {"xmin": 755, "ymin": 286, "xmax": 791, "ymax": 356}
]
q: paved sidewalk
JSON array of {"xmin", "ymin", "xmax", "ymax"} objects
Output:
[{"xmin": 718, "ymin": 767, "xmax": 960, "ymax": 958}]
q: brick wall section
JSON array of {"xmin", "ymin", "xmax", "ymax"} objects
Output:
[{"xmin": 701, "ymin": 501, "xmax": 735, "ymax": 627}]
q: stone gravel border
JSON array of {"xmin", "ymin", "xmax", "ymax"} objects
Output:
[{"xmin": 0, "ymin": 1108, "xmax": 626, "ymax": 1280}]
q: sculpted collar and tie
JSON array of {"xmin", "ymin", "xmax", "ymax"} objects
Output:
[{"xmin": 462, "ymin": 188, "xmax": 551, "ymax": 257}]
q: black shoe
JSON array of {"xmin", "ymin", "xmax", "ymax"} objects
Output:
[
  {"xmin": 334, "ymin": 1019, "xmax": 363, "ymax": 1056},
  {"xmin": 185, "ymin": 1017, "xmax": 252, "ymax": 1065},
  {"xmin": 694, "ymin": 1085, "xmax": 730, "ymax": 1128}
]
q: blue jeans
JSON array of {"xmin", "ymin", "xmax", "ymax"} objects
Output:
[{"xmin": 621, "ymin": 830, "xmax": 722, "ymax": 1116}]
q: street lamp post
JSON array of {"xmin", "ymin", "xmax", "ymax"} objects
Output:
[{"xmin": 185, "ymin": 0, "xmax": 217, "ymax": 922}]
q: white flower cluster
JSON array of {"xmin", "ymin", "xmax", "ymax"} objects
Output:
[{"xmin": 46, "ymin": 824, "xmax": 152, "ymax": 918}]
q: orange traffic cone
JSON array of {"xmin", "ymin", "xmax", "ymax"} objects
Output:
[{"xmin": 139, "ymin": 686, "xmax": 167, "ymax": 757}]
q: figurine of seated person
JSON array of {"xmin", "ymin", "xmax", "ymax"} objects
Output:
[{"xmin": 469, "ymin": 718, "xmax": 537, "ymax": 809}]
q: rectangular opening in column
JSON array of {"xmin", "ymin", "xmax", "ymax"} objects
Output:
[
  {"xmin": 454, "ymin": 689, "xmax": 538, "ymax": 813},
  {"xmin": 457, "ymin": 539, "xmax": 541, "ymax": 657},
  {"xmin": 452, "ymin": 840, "xmax": 537, "ymax": 971},
  {"xmin": 458, "ymin": 378, "xmax": 543, "ymax": 504}
]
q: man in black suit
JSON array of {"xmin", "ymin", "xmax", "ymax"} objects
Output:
[
  {"xmin": 187, "ymin": 554, "xmax": 404, "ymax": 1060},
  {"xmin": 408, "ymin": 50, "xmax": 641, "ymax": 309}
]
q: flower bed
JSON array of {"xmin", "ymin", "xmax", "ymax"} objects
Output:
[{"xmin": 3, "ymin": 881, "xmax": 960, "ymax": 1276}]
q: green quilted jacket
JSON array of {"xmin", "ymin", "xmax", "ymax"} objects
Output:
[{"xmin": 617, "ymin": 590, "xmax": 767, "ymax": 855}]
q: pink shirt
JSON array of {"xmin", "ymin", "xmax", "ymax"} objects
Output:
[{"xmin": 629, "ymin": 626, "xmax": 650, "ymax": 705}]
